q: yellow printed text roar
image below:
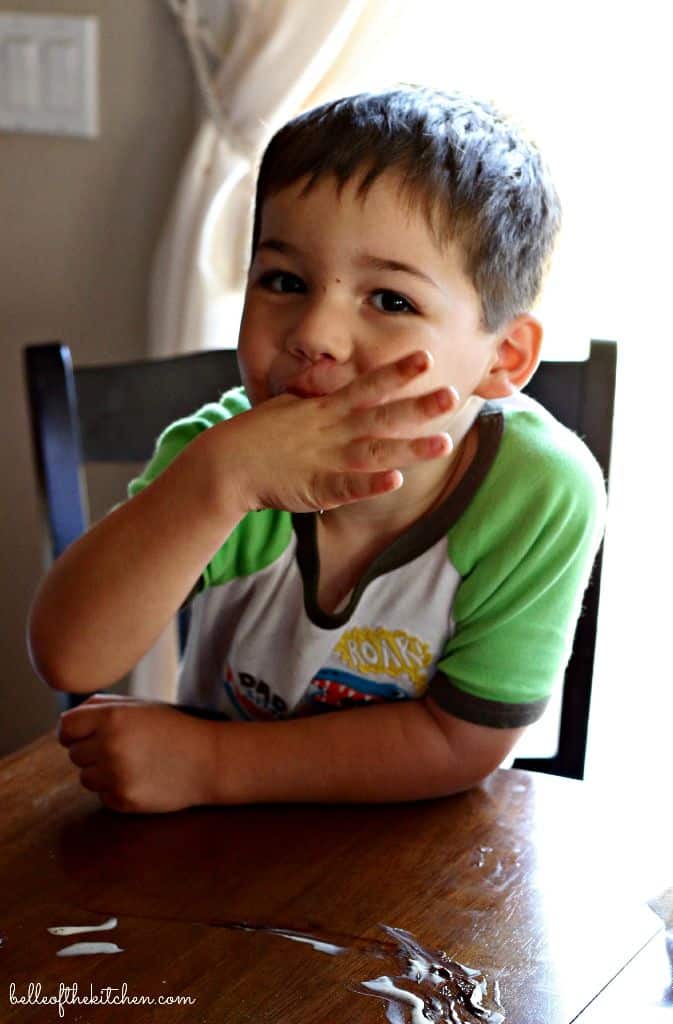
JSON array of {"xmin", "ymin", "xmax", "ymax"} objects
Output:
[{"xmin": 334, "ymin": 627, "xmax": 432, "ymax": 690}]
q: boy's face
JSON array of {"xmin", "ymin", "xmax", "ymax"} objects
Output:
[{"xmin": 238, "ymin": 172, "xmax": 502, "ymax": 421}]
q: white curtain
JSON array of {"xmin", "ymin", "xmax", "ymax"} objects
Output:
[
  {"xmin": 132, "ymin": 0, "xmax": 403, "ymax": 699},
  {"xmin": 149, "ymin": 0, "xmax": 403, "ymax": 358}
]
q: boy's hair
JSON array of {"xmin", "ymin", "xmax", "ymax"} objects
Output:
[{"xmin": 250, "ymin": 86, "xmax": 562, "ymax": 332}]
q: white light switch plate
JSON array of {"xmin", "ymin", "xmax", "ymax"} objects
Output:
[{"xmin": 0, "ymin": 12, "xmax": 98, "ymax": 137}]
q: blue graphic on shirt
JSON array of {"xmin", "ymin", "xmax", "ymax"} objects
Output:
[
  {"xmin": 303, "ymin": 666, "xmax": 410, "ymax": 712},
  {"xmin": 222, "ymin": 664, "xmax": 409, "ymax": 721}
]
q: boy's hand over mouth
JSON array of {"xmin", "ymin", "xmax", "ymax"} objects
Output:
[{"xmin": 207, "ymin": 350, "xmax": 458, "ymax": 515}]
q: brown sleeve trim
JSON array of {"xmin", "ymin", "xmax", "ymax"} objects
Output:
[{"xmin": 428, "ymin": 672, "xmax": 550, "ymax": 729}]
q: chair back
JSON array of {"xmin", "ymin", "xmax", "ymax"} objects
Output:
[
  {"xmin": 25, "ymin": 339, "xmax": 616, "ymax": 777},
  {"xmin": 512, "ymin": 339, "xmax": 617, "ymax": 779},
  {"xmin": 25, "ymin": 342, "xmax": 241, "ymax": 707},
  {"xmin": 25, "ymin": 342, "xmax": 241, "ymax": 560}
]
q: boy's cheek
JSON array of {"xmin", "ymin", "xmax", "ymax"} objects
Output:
[
  {"xmin": 236, "ymin": 346, "xmax": 271, "ymax": 404},
  {"xmin": 243, "ymin": 370, "xmax": 303, "ymax": 407}
]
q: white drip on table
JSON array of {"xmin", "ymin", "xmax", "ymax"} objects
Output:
[
  {"xmin": 48, "ymin": 916, "xmax": 118, "ymax": 936},
  {"xmin": 48, "ymin": 916, "xmax": 122, "ymax": 956},
  {"xmin": 56, "ymin": 941, "xmax": 123, "ymax": 957},
  {"xmin": 241, "ymin": 921, "xmax": 505, "ymax": 1022},
  {"xmin": 265, "ymin": 929, "xmax": 347, "ymax": 956}
]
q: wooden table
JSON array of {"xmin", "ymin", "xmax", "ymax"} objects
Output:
[{"xmin": 0, "ymin": 734, "xmax": 670, "ymax": 1023}]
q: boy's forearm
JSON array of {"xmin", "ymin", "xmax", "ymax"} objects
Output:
[
  {"xmin": 207, "ymin": 699, "xmax": 487, "ymax": 805},
  {"xmin": 29, "ymin": 430, "xmax": 246, "ymax": 692}
]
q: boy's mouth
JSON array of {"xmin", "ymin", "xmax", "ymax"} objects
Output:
[{"xmin": 279, "ymin": 363, "xmax": 352, "ymax": 400}]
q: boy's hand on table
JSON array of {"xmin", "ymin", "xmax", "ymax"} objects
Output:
[
  {"xmin": 215, "ymin": 350, "xmax": 458, "ymax": 515},
  {"xmin": 57, "ymin": 694, "xmax": 217, "ymax": 813}
]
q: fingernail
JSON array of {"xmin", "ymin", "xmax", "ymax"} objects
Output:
[
  {"xmin": 448, "ymin": 385, "xmax": 460, "ymax": 402},
  {"xmin": 409, "ymin": 351, "xmax": 429, "ymax": 371},
  {"xmin": 429, "ymin": 434, "xmax": 451, "ymax": 454}
]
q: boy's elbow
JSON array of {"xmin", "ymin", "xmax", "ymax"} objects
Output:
[
  {"xmin": 448, "ymin": 764, "xmax": 498, "ymax": 796},
  {"xmin": 27, "ymin": 627, "xmax": 68, "ymax": 692},
  {"xmin": 434, "ymin": 754, "xmax": 497, "ymax": 799},
  {"xmin": 27, "ymin": 605, "xmax": 89, "ymax": 693},
  {"xmin": 422, "ymin": 696, "xmax": 525, "ymax": 794}
]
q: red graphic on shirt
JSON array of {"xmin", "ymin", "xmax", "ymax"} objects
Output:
[{"xmin": 302, "ymin": 675, "xmax": 389, "ymax": 712}]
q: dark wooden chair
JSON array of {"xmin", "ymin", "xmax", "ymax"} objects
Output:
[
  {"xmin": 512, "ymin": 339, "xmax": 617, "ymax": 778},
  {"xmin": 25, "ymin": 339, "xmax": 616, "ymax": 777},
  {"xmin": 24, "ymin": 342, "xmax": 241, "ymax": 707}
]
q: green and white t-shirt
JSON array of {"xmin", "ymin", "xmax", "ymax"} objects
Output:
[{"xmin": 128, "ymin": 387, "xmax": 606, "ymax": 729}]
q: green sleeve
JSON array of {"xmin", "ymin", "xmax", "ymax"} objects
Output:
[
  {"xmin": 126, "ymin": 386, "xmax": 292, "ymax": 589},
  {"xmin": 127, "ymin": 386, "xmax": 251, "ymax": 497},
  {"xmin": 431, "ymin": 410, "xmax": 607, "ymax": 728}
]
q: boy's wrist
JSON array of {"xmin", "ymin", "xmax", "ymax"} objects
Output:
[
  {"xmin": 193, "ymin": 716, "xmax": 228, "ymax": 806},
  {"xmin": 204, "ymin": 719, "xmax": 262, "ymax": 805},
  {"xmin": 202, "ymin": 718, "xmax": 238, "ymax": 805},
  {"xmin": 186, "ymin": 422, "xmax": 256, "ymax": 523}
]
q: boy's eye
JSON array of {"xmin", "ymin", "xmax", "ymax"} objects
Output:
[
  {"xmin": 259, "ymin": 270, "xmax": 306, "ymax": 294},
  {"xmin": 371, "ymin": 290, "xmax": 417, "ymax": 314}
]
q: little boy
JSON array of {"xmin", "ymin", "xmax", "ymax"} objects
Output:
[{"xmin": 29, "ymin": 87, "xmax": 606, "ymax": 813}]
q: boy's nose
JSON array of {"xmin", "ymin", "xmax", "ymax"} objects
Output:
[{"xmin": 284, "ymin": 295, "xmax": 353, "ymax": 363}]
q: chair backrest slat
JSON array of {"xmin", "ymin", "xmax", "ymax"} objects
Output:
[
  {"xmin": 24, "ymin": 343, "xmax": 88, "ymax": 559},
  {"xmin": 513, "ymin": 339, "xmax": 616, "ymax": 779},
  {"xmin": 76, "ymin": 350, "xmax": 241, "ymax": 462}
]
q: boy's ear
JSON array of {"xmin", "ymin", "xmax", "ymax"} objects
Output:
[{"xmin": 474, "ymin": 314, "xmax": 543, "ymax": 400}]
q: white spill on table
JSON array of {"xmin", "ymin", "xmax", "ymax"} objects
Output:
[
  {"xmin": 48, "ymin": 916, "xmax": 122, "ymax": 957},
  {"xmin": 56, "ymin": 941, "xmax": 123, "ymax": 957},
  {"xmin": 47, "ymin": 916, "xmax": 118, "ymax": 936}
]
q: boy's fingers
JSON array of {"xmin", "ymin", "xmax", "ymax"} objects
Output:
[
  {"xmin": 79, "ymin": 765, "xmax": 108, "ymax": 793},
  {"xmin": 80, "ymin": 693, "xmax": 147, "ymax": 709},
  {"xmin": 67, "ymin": 737, "xmax": 99, "ymax": 768},
  {"xmin": 344, "ymin": 433, "xmax": 453, "ymax": 472},
  {"xmin": 320, "ymin": 470, "xmax": 403, "ymax": 508},
  {"xmin": 354, "ymin": 386, "xmax": 459, "ymax": 437},
  {"xmin": 316, "ymin": 421, "xmax": 454, "ymax": 507},
  {"xmin": 82, "ymin": 692, "xmax": 128, "ymax": 704},
  {"xmin": 58, "ymin": 708, "xmax": 97, "ymax": 747},
  {"xmin": 337, "ymin": 350, "xmax": 433, "ymax": 411}
]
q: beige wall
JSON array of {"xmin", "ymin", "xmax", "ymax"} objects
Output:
[{"xmin": 0, "ymin": 0, "xmax": 197, "ymax": 754}]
